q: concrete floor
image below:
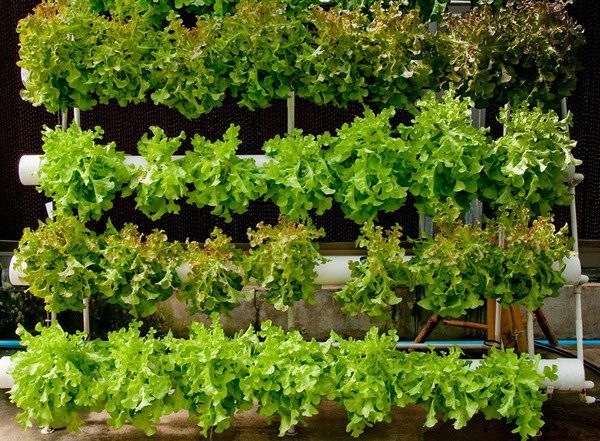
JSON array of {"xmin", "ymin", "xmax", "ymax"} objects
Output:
[{"xmin": 1, "ymin": 347, "xmax": 600, "ymax": 440}]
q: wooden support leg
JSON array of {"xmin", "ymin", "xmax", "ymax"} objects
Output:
[{"xmin": 414, "ymin": 314, "xmax": 440, "ymax": 343}]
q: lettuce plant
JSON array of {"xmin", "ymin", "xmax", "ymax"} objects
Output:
[
  {"xmin": 14, "ymin": 213, "xmax": 101, "ymax": 313},
  {"xmin": 244, "ymin": 217, "xmax": 327, "ymax": 311},
  {"xmin": 328, "ymin": 108, "xmax": 410, "ymax": 224},
  {"xmin": 335, "ymin": 222, "xmax": 412, "ymax": 320},
  {"xmin": 97, "ymin": 222, "xmax": 181, "ymax": 317},
  {"xmin": 126, "ymin": 126, "xmax": 187, "ymax": 220},
  {"xmin": 439, "ymin": 0, "xmax": 585, "ymax": 108},
  {"xmin": 399, "ymin": 90, "xmax": 490, "ymax": 220},
  {"xmin": 263, "ymin": 130, "xmax": 335, "ymax": 221},
  {"xmin": 481, "ymin": 104, "xmax": 581, "ymax": 217},
  {"xmin": 38, "ymin": 124, "xmax": 131, "ymax": 222},
  {"xmin": 182, "ymin": 124, "xmax": 266, "ymax": 222},
  {"xmin": 176, "ymin": 227, "xmax": 247, "ymax": 316}
]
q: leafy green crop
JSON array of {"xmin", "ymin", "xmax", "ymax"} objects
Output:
[
  {"xmin": 150, "ymin": 14, "xmax": 229, "ymax": 119},
  {"xmin": 38, "ymin": 124, "xmax": 131, "ymax": 221},
  {"xmin": 439, "ymin": 0, "xmax": 585, "ymax": 108},
  {"xmin": 263, "ymin": 130, "xmax": 335, "ymax": 221},
  {"xmin": 329, "ymin": 328, "xmax": 405, "ymax": 437},
  {"xmin": 166, "ymin": 321, "xmax": 256, "ymax": 436},
  {"xmin": 481, "ymin": 104, "xmax": 580, "ymax": 217},
  {"xmin": 18, "ymin": 0, "xmax": 584, "ymax": 116},
  {"xmin": 328, "ymin": 108, "xmax": 409, "ymax": 224},
  {"xmin": 244, "ymin": 217, "xmax": 327, "ymax": 311},
  {"xmin": 14, "ymin": 213, "xmax": 101, "ymax": 313},
  {"xmin": 126, "ymin": 126, "xmax": 188, "ymax": 220},
  {"xmin": 9, "ymin": 321, "xmax": 555, "ymax": 439},
  {"xmin": 398, "ymin": 348, "xmax": 485, "ymax": 430},
  {"xmin": 97, "ymin": 222, "xmax": 181, "ymax": 317},
  {"xmin": 335, "ymin": 223, "xmax": 412, "ymax": 320},
  {"xmin": 477, "ymin": 348, "xmax": 557, "ymax": 440},
  {"xmin": 101, "ymin": 323, "xmax": 176, "ymax": 435},
  {"xmin": 182, "ymin": 124, "xmax": 266, "ymax": 222},
  {"xmin": 410, "ymin": 221, "xmax": 489, "ymax": 318},
  {"xmin": 410, "ymin": 210, "xmax": 572, "ymax": 317},
  {"xmin": 400, "ymin": 90, "xmax": 490, "ymax": 220},
  {"xmin": 176, "ymin": 227, "xmax": 248, "ymax": 316},
  {"xmin": 485, "ymin": 209, "xmax": 572, "ymax": 311},
  {"xmin": 241, "ymin": 321, "xmax": 334, "ymax": 436},
  {"xmin": 9, "ymin": 322, "xmax": 107, "ymax": 432},
  {"xmin": 218, "ymin": 0, "xmax": 308, "ymax": 110}
]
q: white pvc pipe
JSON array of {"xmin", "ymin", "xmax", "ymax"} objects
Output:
[
  {"xmin": 1, "ymin": 354, "xmax": 591, "ymax": 392},
  {"xmin": 314, "ymin": 255, "xmax": 361, "ymax": 285},
  {"xmin": 19, "ymin": 155, "xmax": 43, "ymax": 186},
  {"xmin": 287, "ymin": 92, "xmax": 295, "ymax": 135},
  {"xmin": 0, "ymin": 357, "xmax": 14, "ymax": 389},
  {"xmin": 8, "ymin": 255, "xmax": 27, "ymax": 286},
  {"xmin": 19, "ymin": 154, "xmax": 271, "ymax": 186},
  {"xmin": 469, "ymin": 358, "xmax": 594, "ymax": 392},
  {"xmin": 527, "ymin": 312, "xmax": 535, "ymax": 359}
]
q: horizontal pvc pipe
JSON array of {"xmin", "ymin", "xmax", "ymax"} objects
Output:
[
  {"xmin": 536, "ymin": 340, "xmax": 600, "ymax": 346},
  {"xmin": 1, "ymin": 354, "xmax": 590, "ymax": 392},
  {"xmin": 0, "ymin": 341, "xmax": 23, "ymax": 348},
  {"xmin": 11, "ymin": 252, "xmax": 580, "ymax": 289},
  {"xmin": 19, "ymin": 154, "xmax": 271, "ymax": 186}
]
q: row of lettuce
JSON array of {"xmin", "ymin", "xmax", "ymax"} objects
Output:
[
  {"xmin": 9, "ymin": 320, "xmax": 555, "ymax": 440},
  {"xmin": 15, "ymin": 207, "xmax": 571, "ymax": 320},
  {"xmin": 35, "ymin": 91, "xmax": 579, "ymax": 225},
  {"xmin": 18, "ymin": 0, "xmax": 584, "ymax": 117}
]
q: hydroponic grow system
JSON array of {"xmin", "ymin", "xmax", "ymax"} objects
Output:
[{"xmin": 1, "ymin": 0, "xmax": 596, "ymax": 438}]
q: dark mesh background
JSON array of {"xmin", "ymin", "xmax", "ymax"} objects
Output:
[{"xmin": 1, "ymin": 1, "xmax": 597, "ymax": 243}]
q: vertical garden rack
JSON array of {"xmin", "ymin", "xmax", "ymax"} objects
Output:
[{"xmin": 2, "ymin": 1, "xmax": 597, "ymax": 438}]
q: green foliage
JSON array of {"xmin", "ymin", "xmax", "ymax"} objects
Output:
[
  {"xmin": 485, "ymin": 210, "xmax": 572, "ymax": 311},
  {"xmin": 38, "ymin": 124, "xmax": 131, "ymax": 221},
  {"xmin": 18, "ymin": 1, "xmax": 584, "ymax": 116},
  {"xmin": 335, "ymin": 223, "xmax": 411, "ymax": 320},
  {"xmin": 363, "ymin": 5, "xmax": 440, "ymax": 111},
  {"xmin": 241, "ymin": 322, "xmax": 334, "ymax": 436},
  {"xmin": 101, "ymin": 323, "xmax": 176, "ymax": 435},
  {"xmin": 328, "ymin": 108, "xmax": 409, "ymax": 224},
  {"xmin": 127, "ymin": 126, "xmax": 188, "ymax": 220},
  {"xmin": 263, "ymin": 130, "xmax": 335, "ymax": 221},
  {"xmin": 14, "ymin": 213, "xmax": 101, "ymax": 313},
  {"xmin": 176, "ymin": 228, "xmax": 247, "ymax": 316},
  {"xmin": 166, "ymin": 322, "xmax": 255, "ymax": 436},
  {"xmin": 410, "ymin": 211, "xmax": 572, "ymax": 317},
  {"xmin": 477, "ymin": 348, "xmax": 557, "ymax": 440},
  {"xmin": 9, "ymin": 322, "xmax": 554, "ymax": 438},
  {"xmin": 400, "ymin": 90, "xmax": 490, "ymax": 220},
  {"xmin": 9, "ymin": 322, "xmax": 106, "ymax": 432},
  {"xmin": 150, "ymin": 14, "xmax": 229, "ymax": 118},
  {"xmin": 219, "ymin": 0, "xmax": 309, "ymax": 110},
  {"xmin": 97, "ymin": 222, "xmax": 181, "ymax": 317},
  {"xmin": 182, "ymin": 124, "xmax": 266, "ymax": 222},
  {"xmin": 329, "ymin": 328, "xmax": 404, "ymax": 437},
  {"xmin": 295, "ymin": 7, "xmax": 371, "ymax": 107},
  {"xmin": 410, "ymin": 221, "xmax": 489, "ymax": 318},
  {"xmin": 481, "ymin": 104, "xmax": 580, "ymax": 217},
  {"xmin": 439, "ymin": 0, "xmax": 585, "ymax": 108},
  {"xmin": 244, "ymin": 217, "xmax": 327, "ymax": 311}
]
